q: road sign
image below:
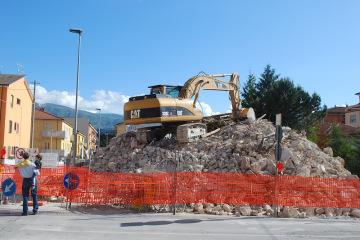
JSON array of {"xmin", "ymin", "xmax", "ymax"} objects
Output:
[
  {"xmin": 1, "ymin": 178, "xmax": 16, "ymax": 197},
  {"xmin": 16, "ymin": 148, "xmax": 25, "ymax": 159},
  {"xmin": 276, "ymin": 162, "xmax": 284, "ymax": 173},
  {"xmin": 276, "ymin": 114, "xmax": 282, "ymax": 126},
  {"xmin": 63, "ymin": 172, "xmax": 80, "ymax": 190}
]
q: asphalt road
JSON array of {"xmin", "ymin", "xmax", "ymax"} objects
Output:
[{"xmin": 0, "ymin": 203, "xmax": 359, "ymax": 240}]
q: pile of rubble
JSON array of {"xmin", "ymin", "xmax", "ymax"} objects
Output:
[
  {"xmin": 92, "ymin": 119, "xmax": 359, "ymax": 218},
  {"xmin": 93, "ymin": 119, "xmax": 353, "ymax": 178}
]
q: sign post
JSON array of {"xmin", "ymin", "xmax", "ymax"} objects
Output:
[
  {"xmin": 64, "ymin": 172, "xmax": 80, "ymax": 209},
  {"xmin": 274, "ymin": 114, "xmax": 282, "ymax": 217}
]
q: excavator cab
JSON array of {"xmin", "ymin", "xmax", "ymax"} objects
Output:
[
  {"xmin": 124, "ymin": 73, "xmax": 255, "ymax": 143},
  {"xmin": 149, "ymin": 85, "xmax": 182, "ymax": 98}
]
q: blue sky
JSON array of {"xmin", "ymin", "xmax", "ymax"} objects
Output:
[{"xmin": 1, "ymin": 0, "xmax": 359, "ymax": 114}]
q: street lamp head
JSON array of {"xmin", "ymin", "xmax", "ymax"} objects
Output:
[
  {"xmin": 96, "ymin": 108, "xmax": 101, "ymax": 111},
  {"xmin": 69, "ymin": 28, "xmax": 83, "ymax": 34}
]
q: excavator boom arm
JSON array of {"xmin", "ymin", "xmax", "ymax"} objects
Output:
[{"xmin": 179, "ymin": 73, "xmax": 241, "ymax": 119}]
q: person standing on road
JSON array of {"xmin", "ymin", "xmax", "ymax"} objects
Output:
[{"xmin": 16, "ymin": 152, "xmax": 40, "ymax": 216}]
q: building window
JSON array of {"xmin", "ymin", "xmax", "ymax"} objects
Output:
[
  {"xmin": 7, "ymin": 146, "xmax": 15, "ymax": 156},
  {"xmin": 10, "ymin": 95, "xmax": 14, "ymax": 108},
  {"xmin": 9, "ymin": 120, "xmax": 13, "ymax": 133},
  {"xmin": 14, "ymin": 122, "xmax": 19, "ymax": 134},
  {"xmin": 350, "ymin": 114, "xmax": 357, "ymax": 124},
  {"xmin": 16, "ymin": 98, "xmax": 21, "ymax": 105}
]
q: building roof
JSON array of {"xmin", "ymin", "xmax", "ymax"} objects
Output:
[
  {"xmin": 0, "ymin": 74, "xmax": 25, "ymax": 85},
  {"xmin": 35, "ymin": 109, "xmax": 64, "ymax": 120},
  {"xmin": 321, "ymin": 122, "xmax": 360, "ymax": 136},
  {"xmin": 327, "ymin": 107, "xmax": 346, "ymax": 114},
  {"xmin": 346, "ymin": 103, "xmax": 360, "ymax": 112}
]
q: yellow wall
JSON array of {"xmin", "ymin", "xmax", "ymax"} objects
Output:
[
  {"xmin": 61, "ymin": 122, "xmax": 73, "ymax": 157},
  {"xmin": 2, "ymin": 79, "xmax": 32, "ymax": 157},
  {"xmin": 88, "ymin": 125, "xmax": 97, "ymax": 153},
  {"xmin": 34, "ymin": 119, "xmax": 73, "ymax": 157},
  {"xmin": 76, "ymin": 132, "xmax": 85, "ymax": 157}
]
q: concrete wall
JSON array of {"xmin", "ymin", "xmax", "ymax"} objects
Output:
[
  {"xmin": 345, "ymin": 111, "xmax": 360, "ymax": 128},
  {"xmin": 116, "ymin": 123, "xmax": 126, "ymax": 136},
  {"xmin": 324, "ymin": 114, "xmax": 345, "ymax": 124}
]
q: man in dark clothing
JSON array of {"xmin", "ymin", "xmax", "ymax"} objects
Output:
[
  {"xmin": 34, "ymin": 154, "xmax": 42, "ymax": 170},
  {"xmin": 32, "ymin": 154, "xmax": 42, "ymax": 187}
]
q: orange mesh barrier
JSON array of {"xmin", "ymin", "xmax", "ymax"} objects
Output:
[{"xmin": 1, "ymin": 164, "xmax": 360, "ymax": 208}]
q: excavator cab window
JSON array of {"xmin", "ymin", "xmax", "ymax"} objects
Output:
[
  {"xmin": 165, "ymin": 86, "xmax": 181, "ymax": 98},
  {"xmin": 150, "ymin": 86, "xmax": 165, "ymax": 95}
]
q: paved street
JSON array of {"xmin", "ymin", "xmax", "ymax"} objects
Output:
[{"xmin": 0, "ymin": 203, "xmax": 359, "ymax": 240}]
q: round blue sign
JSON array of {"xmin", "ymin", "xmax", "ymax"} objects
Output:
[
  {"xmin": 1, "ymin": 178, "xmax": 16, "ymax": 197},
  {"xmin": 63, "ymin": 172, "xmax": 80, "ymax": 190}
]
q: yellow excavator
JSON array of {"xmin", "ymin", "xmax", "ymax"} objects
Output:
[{"xmin": 124, "ymin": 73, "xmax": 255, "ymax": 143}]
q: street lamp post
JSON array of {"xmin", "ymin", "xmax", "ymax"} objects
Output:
[
  {"xmin": 96, "ymin": 108, "xmax": 101, "ymax": 148},
  {"xmin": 69, "ymin": 28, "xmax": 83, "ymax": 165}
]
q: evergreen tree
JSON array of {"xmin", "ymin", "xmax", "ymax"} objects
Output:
[
  {"xmin": 241, "ymin": 64, "xmax": 325, "ymax": 130},
  {"xmin": 254, "ymin": 65, "xmax": 279, "ymax": 119},
  {"xmin": 242, "ymin": 73, "xmax": 257, "ymax": 108},
  {"xmin": 256, "ymin": 64, "xmax": 279, "ymax": 94}
]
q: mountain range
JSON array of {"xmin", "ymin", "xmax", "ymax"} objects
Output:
[{"xmin": 38, "ymin": 103, "xmax": 123, "ymax": 132}]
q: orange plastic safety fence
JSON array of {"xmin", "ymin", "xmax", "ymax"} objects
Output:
[{"xmin": 1, "ymin": 164, "xmax": 360, "ymax": 208}]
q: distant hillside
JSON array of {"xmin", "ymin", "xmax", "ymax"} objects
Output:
[{"xmin": 39, "ymin": 103, "xmax": 123, "ymax": 132}]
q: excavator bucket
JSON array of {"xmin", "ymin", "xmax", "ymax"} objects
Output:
[{"xmin": 239, "ymin": 107, "xmax": 256, "ymax": 122}]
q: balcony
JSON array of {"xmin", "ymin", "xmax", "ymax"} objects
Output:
[
  {"xmin": 42, "ymin": 130, "xmax": 69, "ymax": 139},
  {"xmin": 41, "ymin": 149, "xmax": 65, "ymax": 157}
]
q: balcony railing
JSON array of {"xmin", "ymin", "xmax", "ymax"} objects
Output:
[{"xmin": 42, "ymin": 130, "xmax": 69, "ymax": 139}]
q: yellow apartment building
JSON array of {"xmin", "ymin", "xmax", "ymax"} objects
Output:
[
  {"xmin": 87, "ymin": 123, "xmax": 97, "ymax": 154},
  {"xmin": 65, "ymin": 118, "xmax": 98, "ymax": 158},
  {"xmin": 76, "ymin": 131, "xmax": 86, "ymax": 158},
  {"xmin": 34, "ymin": 109, "xmax": 73, "ymax": 158},
  {"xmin": 0, "ymin": 74, "xmax": 33, "ymax": 158}
]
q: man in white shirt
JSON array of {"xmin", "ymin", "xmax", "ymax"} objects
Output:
[{"xmin": 16, "ymin": 152, "xmax": 40, "ymax": 216}]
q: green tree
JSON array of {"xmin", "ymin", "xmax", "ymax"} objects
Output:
[
  {"xmin": 256, "ymin": 64, "xmax": 279, "ymax": 94},
  {"xmin": 242, "ymin": 73, "xmax": 257, "ymax": 108},
  {"xmin": 241, "ymin": 65, "xmax": 325, "ymax": 130},
  {"xmin": 328, "ymin": 125, "xmax": 360, "ymax": 176},
  {"xmin": 254, "ymin": 65, "xmax": 279, "ymax": 117}
]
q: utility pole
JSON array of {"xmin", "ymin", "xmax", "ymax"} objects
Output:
[
  {"xmin": 69, "ymin": 28, "xmax": 83, "ymax": 165},
  {"xmin": 30, "ymin": 80, "xmax": 39, "ymax": 149}
]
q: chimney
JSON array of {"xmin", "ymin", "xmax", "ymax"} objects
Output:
[{"xmin": 356, "ymin": 92, "xmax": 360, "ymax": 104}]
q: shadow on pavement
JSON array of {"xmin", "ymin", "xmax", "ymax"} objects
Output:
[
  {"xmin": 120, "ymin": 217, "xmax": 249, "ymax": 227},
  {"xmin": 67, "ymin": 205, "xmax": 141, "ymax": 216},
  {"xmin": 0, "ymin": 211, "xmax": 22, "ymax": 216}
]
